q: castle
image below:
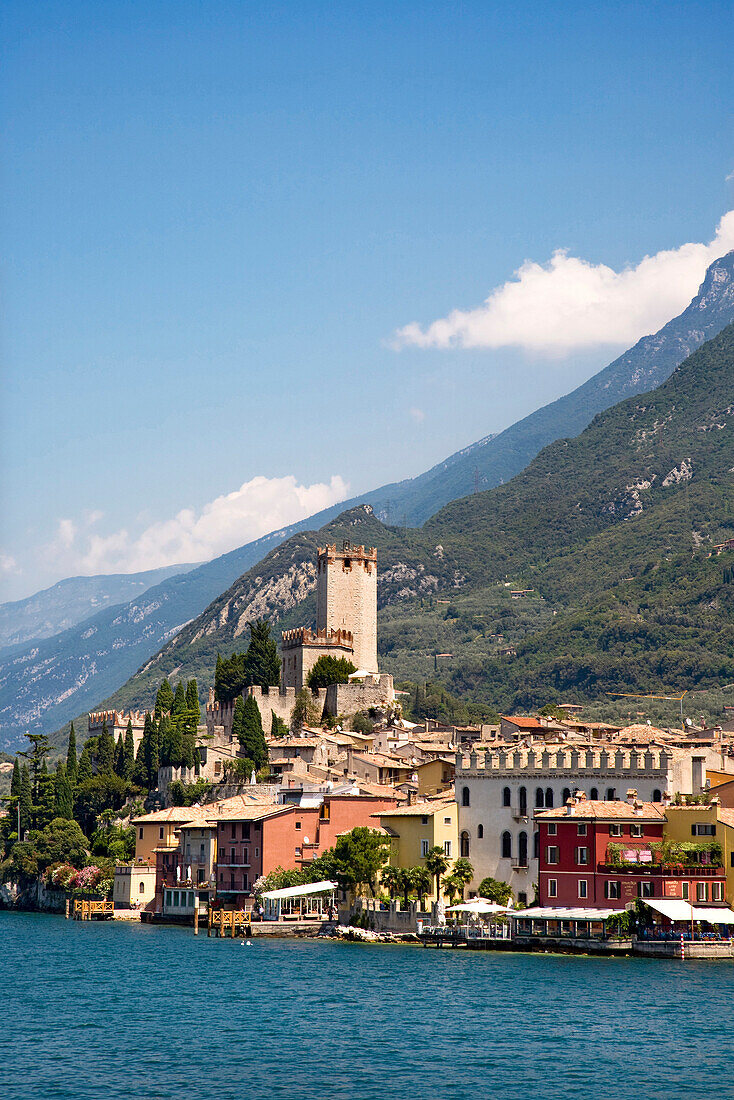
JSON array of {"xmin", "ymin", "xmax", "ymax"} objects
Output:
[{"xmin": 282, "ymin": 542, "xmax": 378, "ymax": 689}]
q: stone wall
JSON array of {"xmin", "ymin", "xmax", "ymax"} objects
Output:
[{"xmin": 325, "ymin": 674, "xmax": 394, "ymax": 719}]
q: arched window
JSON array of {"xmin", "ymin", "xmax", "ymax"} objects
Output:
[
  {"xmin": 652, "ymin": 789, "xmax": 662, "ymax": 803},
  {"xmin": 139, "ymin": 882, "xmax": 145, "ymax": 894},
  {"xmin": 562, "ymin": 787, "xmax": 571, "ymax": 805},
  {"xmin": 502, "ymin": 786, "xmax": 511, "ymax": 807},
  {"xmin": 477, "ymin": 824, "xmax": 484, "ymax": 839},
  {"xmin": 519, "ymin": 786, "xmax": 527, "ymax": 815},
  {"xmin": 545, "ymin": 788, "xmax": 554, "ymax": 808},
  {"xmin": 519, "ymin": 831, "xmax": 528, "ymax": 867},
  {"xmin": 501, "ymin": 831, "xmax": 512, "ymax": 859},
  {"xmin": 462, "ymin": 786, "xmax": 470, "ymax": 807},
  {"xmin": 590, "ymin": 787, "xmax": 599, "ymax": 800},
  {"xmin": 606, "ymin": 787, "xmax": 616, "ymax": 801},
  {"xmin": 533, "ymin": 831, "xmax": 540, "ymax": 859},
  {"xmin": 535, "ymin": 787, "xmax": 544, "ymax": 808},
  {"xmin": 460, "ymin": 832, "xmax": 470, "ymax": 858}
]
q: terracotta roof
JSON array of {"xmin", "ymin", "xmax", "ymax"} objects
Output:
[
  {"xmin": 348, "ymin": 780, "xmax": 407, "ymax": 801},
  {"xmin": 374, "ymin": 797, "xmax": 455, "ymax": 819},
  {"xmin": 536, "ymin": 800, "xmax": 665, "ymax": 821},
  {"xmin": 613, "ymin": 724, "xmax": 673, "ymax": 742},
  {"xmin": 716, "ymin": 808, "xmax": 734, "ymax": 829},
  {"xmin": 132, "ymin": 806, "xmax": 215, "ymax": 825},
  {"xmin": 501, "ymin": 716, "xmax": 545, "ymax": 729}
]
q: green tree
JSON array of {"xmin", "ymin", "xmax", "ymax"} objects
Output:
[
  {"xmin": 231, "ymin": 697, "xmax": 246, "ymax": 743},
  {"xmin": 442, "ymin": 872, "xmax": 461, "ymax": 904},
  {"xmin": 113, "ymin": 734, "xmax": 125, "ymax": 778},
  {"xmin": 90, "ymin": 812, "xmax": 135, "ymax": 861},
  {"xmin": 271, "ymin": 712, "xmax": 289, "ymax": 738},
  {"xmin": 54, "ymin": 761, "xmax": 74, "ymax": 820},
  {"xmin": 398, "ymin": 866, "xmax": 419, "ymax": 909},
  {"xmin": 35, "ymin": 760, "xmax": 55, "ymax": 831},
  {"xmin": 148, "ymin": 716, "xmax": 161, "ymax": 783},
  {"xmin": 425, "ymin": 845, "xmax": 450, "ymax": 900},
  {"xmin": 380, "ymin": 864, "xmax": 402, "ymax": 900},
  {"xmin": 77, "ymin": 741, "xmax": 94, "ymax": 785},
  {"xmin": 185, "ymin": 679, "xmax": 201, "ymax": 720},
  {"xmin": 351, "ymin": 711, "xmax": 375, "ymax": 736},
  {"xmin": 19, "ymin": 764, "xmax": 32, "ymax": 838},
  {"xmin": 98, "ymin": 721, "xmax": 115, "ymax": 774},
  {"xmin": 133, "ymin": 715, "xmax": 152, "ymax": 787},
  {"xmin": 243, "ymin": 619, "xmax": 281, "ymax": 687},
  {"xmin": 329, "ymin": 827, "xmax": 389, "ymax": 896},
  {"xmin": 290, "ymin": 688, "xmax": 320, "ymax": 734},
  {"xmin": 413, "ymin": 866, "xmax": 433, "ymax": 907},
  {"xmin": 451, "ymin": 857, "xmax": 474, "ymax": 901},
  {"xmin": 478, "ymin": 877, "xmax": 513, "ymax": 906},
  {"xmin": 306, "ymin": 655, "xmax": 356, "ymax": 689},
  {"xmin": 10, "ymin": 758, "xmax": 21, "ymax": 798},
  {"xmin": 155, "ymin": 678, "xmax": 174, "ymax": 717},
  {"xmin": 238, "ymin": 696, "xmax": 267, "ymax": 769},
  {"xmin": 74, "ymin": 774, "xmax": 128, "ymax": 835},
  {"xmin": 172, "ymin": 680, "xmax": 187, "ymax": 718},
  {"xmin": 123, "ymin": 720, "xmax": 135, "ymax": 781},
  {"xmin": 160, "ymin": 715, "xmax": 182, "ymax": 768},
  {"xmin": 35, "ymin": 817, "xmax": 89, "ymax": 870},
  {"xmin": 66, "ymin": 721, "xmax": 78, "ymax": 786}
]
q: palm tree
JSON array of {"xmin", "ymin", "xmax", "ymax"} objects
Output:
[
  {"xmin": 442, "ymin": 872, "xmax": 461, "ymax": 905},
  {"xmin": 398, "ymin": 867, "xmax": 418, "ymax": 910},
  {"xmin": 451, "ymin": 857, "xmax": 474, "ymax": 901},
  {"xmin": 425, "ymin": 845, "xmax": 449, "ymax": 900},
  {"xmin": 413, "ymin": 867, "xmax": 433, "ymax": 909},
  {"xmin": 381, "ymin": 865, "xmax": 402, "ymax": 901}
]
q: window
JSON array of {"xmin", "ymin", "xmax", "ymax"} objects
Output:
[
  {"xmin": 519, "ymin": 787, "xmax": 527, "ymax": 815},
  {"xmin": 547, "ymin": 823, "xmax": 557, "ymax": 836},
  {"xmin": 320, "ymin": 803, "xmax": 330, "ymax": 822},
  {"xmin": 518, "ymin": 832, "xmax": 528, "ymax": 867},
  {"xmin": 545, "ymin": 788, "xmax": 554, "ymax": 808},
  {"xmin": 230, "ymin": 875, "xmax": 235, "ymax": 891},
  {"xmin": 295, "ymin": 821, "xmax": 301, "ymax": 830},
  {"xmin": 518, "ymin": 892, "xmax": 527, "ymax": 906},
  {"xmin": 534, "ymin": 831, "xmax": 540, "ymax": 859},
  {"xmin": 682, "ymin": 882, "xmax": 689, "ymax": 900},
  {"xmin": 692, "ymin": 823, "xmax": 716, "ymax": 836},
  {"xmin": 461, "ymin": 787, "xmax": 470, "ymax": 807},
  {"xmin": 712, "ymin": 882, "xmax": 724, "ymax": 902},
  {"xmin": 255, "ymin": 848, "xmax": 259, "ymax": 858},
  {"xmin": 460, "ymin": 832, "xmax": 470, "ymax": 858},
  {"xmin": 548, "ymin": 879, "xmax": 557, "ymax": 898},
  {"xmin": 562, "ymin": 787, "xmax": 571, "ymax": 805},
  {"xmin": 577, "ymin": 823, "xmax": 587, "ymax": 836},
  {"xmin": 546, "ymin": 846, "xmax": 559, "ymax": 865},
  {"xmin": 242, "ymin": 824, "xmax": 250, "ymax": 840},
  {"xmin": 503, "ymin": 787, "xmax": 511, "ymax": 807},
  {"xmin": 444, "ymin": 840, "xmax": 452, "ymax": 858},
  {"xmin": 139, "ymin": 827, "xmax": 144, "ymax": 840},
  {"xmin": 578, "ymin": 880, "xmax": 588, "ymax": 899},
  {"xmin": 139, "ymin": 882, "xmax": 145, "ymax": 894},
  {"xmin": 444, "ymin": 817, "xmax": 452, "ymax": 825},
  {"xmin": 576, "ymin": 847, "xmax": 588, "ymax": 865},
  {"xmin": 638, "ymin": 881, "xmax": 654, "ymax": 898},
  {"xmin": 501, "ymin": 832, "xmax": 512, "ymax": 859},
  {"xmin": 535, "ymin": 787, "xmax": 544, "ymax": 808},
  {"xmin": 604, "ymin": 881, "xmax": 620, "ymax": 900},
  {"xmin": 696, "ymin": 882, "xmax": 708, "ymax": 902},
  {"xmin": 420, "ymin": 839, "xmax": 430, "ymax": 857},
  {"xmin": 609, "ymin": 824, "xmax": 622, "ymax": 837},
  {"xmin": 421, "ymin": 816, "xmax": 428, "ymax": 825},
  {"xmin": 590, "ymin": 788, "xmax": 599, "ymax": 801},
  {"xmin": 230, "ymin": 848, "xmax": 236, "ymax": 864},
  {"xmin": 652, "ymin": 789, "xmax": 662, "ymax": 803},
  {"xmin": 606, "ymin": 788, "xmax": 616, "ymax": 801},
  {"xmin": 630, "ymin": 824, "xmax": 643, "ymax": 838},
  {"xmin": 159, "ymin": 827, "xmax": 164, "ymax": 840},
  {"xmin": 243, "ymin": 849, "xmax": 249, "ymax": 865}
]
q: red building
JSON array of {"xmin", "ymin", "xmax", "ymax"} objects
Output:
[
  {"xmin": 536, "ymin": 794, "xmax": 726, "ymax": 909},
  {"xmin": 215, "ymin": 791, "xmax": 400, "ymax": 906}
]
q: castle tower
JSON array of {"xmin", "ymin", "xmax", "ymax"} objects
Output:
[{"xmin": 316, "ymin": 541, "xmax": 378, "ymax": 673}]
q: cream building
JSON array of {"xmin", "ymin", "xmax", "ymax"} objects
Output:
[{"xmin": 374, "ymin": 795, "xmax": 458, "ymax": 902}]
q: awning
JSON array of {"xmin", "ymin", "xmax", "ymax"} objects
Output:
[
  {"xmin": 512, "ymin": 907, "xmax": 617, "ymax": 921},
  {"xmin": 644, "ymin": 899, "xmax": 694, "ymax": 921},
  {"xmin": 261, "ymin": 880, "xmax": 337, "ymax": 901},
  {"xmin": 692, "ymin": 907, "xmax": 734, "ymax": 925},
  {"xmin": 445, "ymin": 900, "xmax": 509, "ymax": 914}
]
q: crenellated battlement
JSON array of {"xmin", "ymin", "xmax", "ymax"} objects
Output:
[
  {"xmin": 317, "ymin": 543, "xmax": 377, "ymax": 574},
  {"xmin": 456, "ymin": 745, "xmax": 673, "ymax": 776},
  {"xmin": 281, "ymin": 626, "xmax": 354, "ymax": 650},
  {"xmin": 88, "ymin": 709, "xmax": 147, "ymax": 727}
]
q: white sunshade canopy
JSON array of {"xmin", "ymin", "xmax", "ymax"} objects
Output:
[
  {"xmin": 261, "ymin": 880, "xmax": 337, "ymax": 901},
  {"xmin": 513, "ymin": 907, "xmax": 618, "ymax": 921},
  {"xmin": 644, "ymin": 899, "xmax": 695, "ymax": 922},
  {"xmin": 445, "ymin": 899, "xmax": 509, "ymax": 914},
  {"xmin": 692, "ymin": 907, "xmax": 734, "ymax": 925}
]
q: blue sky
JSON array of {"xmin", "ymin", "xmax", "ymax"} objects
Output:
[{"xmin": 2, "ymin": 0, "xmax": 733, "ymax": 600}]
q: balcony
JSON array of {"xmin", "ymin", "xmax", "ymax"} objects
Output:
[
  {"xmin": 512, "ymin": 812, "xmax": 529, "ymax": 823},
  {"xmin": 598, "ymin": 862, "xmax": 723, "ymax": 877},
  {"xmin": 511, "ymin": 859, "xmax": 529, "ymax": 871}
]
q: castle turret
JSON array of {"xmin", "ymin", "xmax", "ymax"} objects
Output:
[{"xmin": 316, "ymin": 541, "xmax": 377, "ymax": 674}]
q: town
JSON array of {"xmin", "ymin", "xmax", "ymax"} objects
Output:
[{"xmin": 6, "ymin": 541, "xmax": 734, "ymax": 960}]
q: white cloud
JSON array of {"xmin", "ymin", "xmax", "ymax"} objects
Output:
[
  {"xmin": 57, "ymin": 518, "xmax": 77, "ymax": 549},
  {"xmin": 75, "ymin": 473, "xmax": 349, "ymax": 575},
  {"xmin": 0, "ymin": 554, "xmax": 18, "ymax": 575},
  {"xmin": 392, "ymin": 211, "xmax": 734, "ymax": 356},
  {"xmin": 409, "ymin": 406, "xmax": 425, "ymax": 423}
]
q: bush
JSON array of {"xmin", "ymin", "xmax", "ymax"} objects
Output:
[{"xmin": 307, "ymin": 656, "xmax": 356, "ymax": 689}]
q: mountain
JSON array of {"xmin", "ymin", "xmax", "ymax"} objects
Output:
[
  {"xmin": 81, "ymin": 321, "xmax": 734, "ymax": 744},
  {"xmin": 6, "ymin": 252, "xmax": 734, "ymax": 751},
  {"xmin": 0, "ymin": 565, "xmax": 198, "ymax": 650}
]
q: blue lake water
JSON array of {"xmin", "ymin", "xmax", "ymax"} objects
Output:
[{"xmin": 1, "ymin": 911, "xmax": 733, "ymax": 1100}]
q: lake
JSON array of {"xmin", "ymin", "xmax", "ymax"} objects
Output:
[{"xmin": 1, "ymin": 912, "xmax": 733, "ymax": 1100}]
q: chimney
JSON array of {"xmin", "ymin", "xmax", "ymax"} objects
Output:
[
  {"xmin": 662, "ymin": 791, "xmax": 672, "ymax": 808},
  {"xmin": 626, "ymin": 788, "xmax": 638, "ymax": 805},
  {"xmin": 565, "ymin": 797, "xmax": 576, "ymax": 815}
]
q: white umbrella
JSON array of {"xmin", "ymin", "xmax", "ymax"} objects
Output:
[{"xmin": 445, "ymin": 899, "xmax": 509, "ymax": 914}]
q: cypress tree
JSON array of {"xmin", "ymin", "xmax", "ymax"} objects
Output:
[
  {"xmin": 164, "ymin": 716, "xmax": 183, "ymax": 768},
  {"xmin": 98, "ymin": 720, "xmax": 114, "ymax": 774},
  {"xmin": 19, "ymin": 765, "xmax": 32, "ymax": 837},
  {"xmin": 185, "ymin": 679, "xmax": 200, "ymax": 721},
  {"xmin": 35, "ymin": 760, "xmax": 55, "ymax": 830},
  {"xmin": 77, "ymin": 742, "xmax": 94, "ymax": 785},
  {"xmin": 123, "ymin": 720, "xmax": 135, "ymax": 781},
  {"xmin": 239, "ymin": 696, "xmax": 267, "ymax": 770},
  {"xmin": 215, "ymin": 654, "xmax": 224, "ymax": 701},
  {"xmin": 231, "ymin": 697, "xmax": 245, "ymax": 745},
  {"xmin": 155, "ymin": 678, "xmax": 174, "ymax": 717},
  {"xmin": 133, "ymin": 715, "xmax": 152, "ymax": 787},
  {"xmin": 54, "ymin": 761, "xmax": 74, "ymax": 820},
  {"xmin": 271, "ymin": 711, "xmax": 288, "ymax": 738},
  {"xmin": 172, "ymin": 681, "xmax": 187, "ymax": 718},
  {"xmin": 10, "ymin": 758, "xmax": 21, "ymax": 798},
  {"xmin": 149, "ymin": 717, "xmax": 161, "ymax": 782},
  {"xmin": 243, "ymin": 619, "xmax": 280, "ymax": 687},
  {"xmin": 113, "ymin": 734, "xmax": 125, "ymax": 777},
  {"xmin": 66, "ymin": 722, "xmax": 78, "ymax": 786}
]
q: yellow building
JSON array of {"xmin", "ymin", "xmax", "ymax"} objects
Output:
[
  {"xmin": 374, "ymin": 795, "xmax": 458, "ymax": 901},
  {"xmin": 664, "ymin": 799, "xmax": 734, "ymax": 904},
  {"xmin": 131, "ymin": 806, "xmax": 214, "ymax": 864},
  {"xmin": 414, "ymin": 757, "xmax": 455, "ymax": 798}
]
